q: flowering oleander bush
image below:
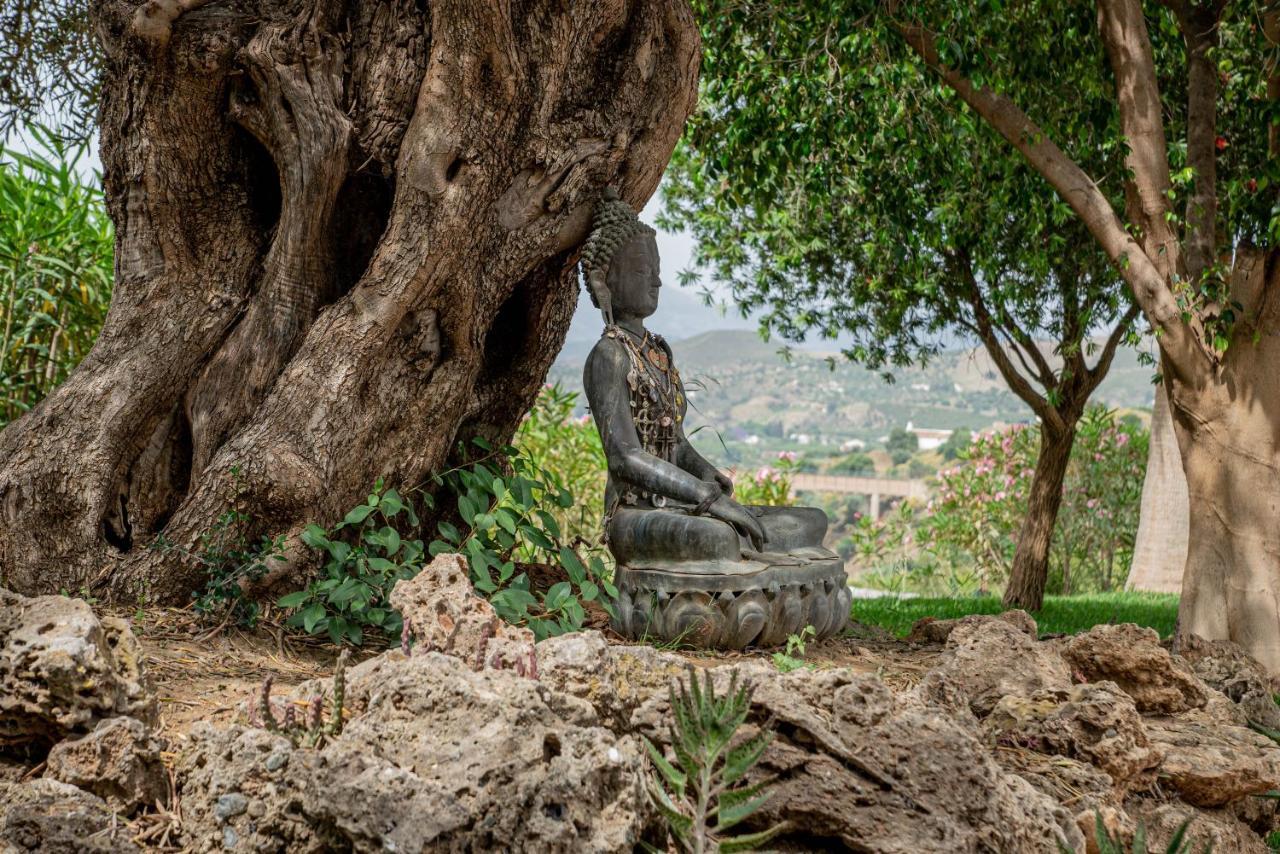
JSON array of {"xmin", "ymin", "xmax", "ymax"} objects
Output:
[
  {"xmin": 851, "ymin": 407, "xmax": 1147, "ymax": 596},
  {"xmin": 732, "ymin": 451, "xmax": 798, "ymax": 506}
]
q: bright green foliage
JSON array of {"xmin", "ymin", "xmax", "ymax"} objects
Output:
[
  {"xmin": 428, "ymin": 437, "xmax": 616, "ymax": 640},
  {"xmin": 278, "ymin": 479, "xmax": 425, "ymax": 645},
  {"xmin": 279, "ymin": 432, "xmax": 616, "ymax": 645},
  {"xmin": 669, "ymin": 1, "xmax": 1274, "ymax": 362},
  {"xmin": 645, "ymin": 669, "xmax": 787, "ymax": 854},
  {"xmin": 663, "ymin": 1, "xmax": 1138, "ymax": 411},
  {"xmin": 770, "ymin": 625, "xmax": 816, "ymax": 673},
  {"xmin": 851, "ymin": 592, "xmax": 1180, "ymax": 640},
  {"xmin": 512, "ymin": 383, "xmax": 607, "ymax": 547},
  {"xmin": 1091, "ymin": 812, "xmax": 1206, "ymax": 854},
  {"xmin": 852, "ymin": 408, "xmax": 1146, "ymax": 595},
  {"xmin": 0, "ymin": 127, "xmax": 112, "ymax": 428},
  {"xmin": 732, "ymin": 451, "xmax": 798, "ymax": 507}
]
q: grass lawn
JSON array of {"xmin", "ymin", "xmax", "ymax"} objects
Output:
[{"xmin": 850, "ymin": 591, "xmax": 1180, "ymax": 639}]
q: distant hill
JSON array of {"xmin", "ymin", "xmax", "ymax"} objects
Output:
[{"xmin": 550, "ymin": 328, "xmax": 1156, "ymax": 466}]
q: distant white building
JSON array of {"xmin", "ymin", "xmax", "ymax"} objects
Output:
[
  {"xmin": 910, "ymin": 383, "xmax": 930, "ymax": 392},
  {"xmin": 905, "ymin": 421, "xmax": 954, "ymax": 451},
  {"xmin": 744, "ymin": 435, "xmax": 761, "ymax": 446},
  {"xmin": 839, "ymin": 439, "xmax": 867, "ymax": 452}
]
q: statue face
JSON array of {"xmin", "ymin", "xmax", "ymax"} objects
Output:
[{"xmin": 606, "ymin": 233, "xmax": 661, "ymax": 319}]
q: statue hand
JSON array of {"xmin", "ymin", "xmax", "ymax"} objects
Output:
[
  {"xmin": 708, "ymin": 495, "xmax": 765, "ymax": 552},
  {"xmin": 713, "ymin": 471, "xmax": 734, "ymax": 496}
]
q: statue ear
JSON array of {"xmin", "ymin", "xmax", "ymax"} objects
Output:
[{"xmin": 587, "ymin": 268, "xmax": 614, "ymax": 326}]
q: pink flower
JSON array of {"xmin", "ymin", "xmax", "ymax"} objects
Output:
[
  {"xmin": 1086, "ymin": 498, "xmax": 1098, "ymax": 509},
  {"xmin": 1094, "ymin": 453, "xmax": 1104, "ymax": 461},
  {"xmin": 1116, "ymin": 433, "xmax": 1130, "ymax": 447},
  {"xmin": 995, "ymin": 491, "xmax": 1006, "ymax": 501},
  {"xmin": 776, "ymin": 451, "xmax": 798, "ymax": 462}
]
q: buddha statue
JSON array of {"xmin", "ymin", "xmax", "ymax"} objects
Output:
[{"xmin": 581, "ymin": 189, "xmax": 851, "ymax": 648}]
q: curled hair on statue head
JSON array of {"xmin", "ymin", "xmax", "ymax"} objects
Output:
[{"xmin": 579, "ymin": 187, "xmax": 656, "ymax": 315}]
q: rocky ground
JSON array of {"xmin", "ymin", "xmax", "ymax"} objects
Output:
[{"xmin": 2, "ymin": 558, "xmax": 1278, "ymax": 853}]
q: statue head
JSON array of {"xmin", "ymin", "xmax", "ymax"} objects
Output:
[{"xmin": 580, "ymin": 188, "xmax": 659, "ymax": 324}]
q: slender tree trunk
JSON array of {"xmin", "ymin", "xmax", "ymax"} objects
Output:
[
  {"xmin": 1002, "ymin": 422, "xmax": 1076, "ymax": 612},
  {"xmin": 0, "ymin": 0, "xmax": 700, "ymax": 601},
  {"xmin": 1125, "ymin": 384, "xmax": 1189, "ymax": 593}
]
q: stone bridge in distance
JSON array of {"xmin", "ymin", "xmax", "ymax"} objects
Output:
[{"xmin": 789, "ymin": 473, "xmax": 929, "ymax": 519}]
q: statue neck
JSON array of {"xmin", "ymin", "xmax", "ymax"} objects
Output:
[{"xmin": 613, "ymin": 315, "xmax": 647, "ymax": 339}]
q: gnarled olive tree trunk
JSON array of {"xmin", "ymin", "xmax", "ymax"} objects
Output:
[{"xmin": 0, "ymin": 0, "xmax": 699, "ymax": 602}]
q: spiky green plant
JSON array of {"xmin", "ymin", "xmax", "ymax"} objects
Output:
[
  {"xmin": 1092, "ymin": 813, "xmax": 1208, "ymax": 854},
  {"xmin": 0, "ymin": 125, "xmax": 112, "ymax": 428},
  {"xmin": 644, "ymin": 668, "xmax": 787, "ymax": 854}
]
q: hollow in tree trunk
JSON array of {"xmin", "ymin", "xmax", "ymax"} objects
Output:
[
  {"xmin": 1001, "ymin": 423, "xmax": 1077, "ymax": 612},
  {"xmin": 0, "ymin": 0, "xmax": 700, "ymax": 601}
]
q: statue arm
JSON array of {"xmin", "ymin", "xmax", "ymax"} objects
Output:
[
  {"xmin": 676, "ymin": 430, "xmax": 733, "ymax": 495},
  {"xmin": 584, "ymin": 341, "xmax": 719, "ymax": 507}
]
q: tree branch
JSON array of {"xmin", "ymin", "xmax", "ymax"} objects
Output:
[
  {"xmin": 894, "ymin": 18, "xmax": 1208, "ymax": 383},
  {"xmin": 951, "ymin": 251, "xmax": 1061, "ymax": 429},
  {"xmin": 1097, "ymin": 0, "xmax": 1181, "ymax": 276},
  {"xmin": 1083, "ymin": 301, "xmax": 1142, "ymax": 397},
  {"xmin": 1161, "ymin": 0, "xmax": 1225, "ymax": 283}
]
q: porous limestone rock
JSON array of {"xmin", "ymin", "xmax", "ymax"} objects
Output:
[
  {"xmin": 181, "ymin": 651, "xmax": 658, "ymax": 853},
  {"xmin": 540, "ymin": 632, "xmax": 1083, "ymax": 852},
  {"xmin": 0, "ymin": 589, "xmax": 156, "ymax": 748},
  {"xmin": 1178, "ymin": 634, "xmax": 1280, "ymax": 730},
  {"xmin": 0, "ymin": 778, "xmax": 138, "ymax": 853},
  {"xmin": 45, "ymin": 716, "xmax": 167, "ymax": 813},
  {"xmin": 985, "ymin": 682, "xmax": 1162, "ymax": 791},
  {"xmin": 389, "ymin": 554, "xmax": 537, "ymax": 673},
  {"xmin": 931, "ymin": 617, "xmax": 1073, "ymax": 716},
  {"xmin": 906, "ymin": 609, "xmax": 1038, "ymax": 644},
  {"xmin": 1061, "ymin": 624, "xmax": 1208, "ymax": 714},
  {"xmin": 1132, "ymin": 803, "xmax": 1270, "ymax": 854},
  {"xmin": 1145, "ymin": 720, "xmax": 1280, "ymax": 807}
]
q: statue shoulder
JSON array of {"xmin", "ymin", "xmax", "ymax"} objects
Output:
[{"xmin": 584, "ymin": 331, "xmax": 630, "ymax": 375}]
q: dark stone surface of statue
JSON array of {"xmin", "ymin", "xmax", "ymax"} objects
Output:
[{"xmin": 580, "ymin": 190, "xmax": 850, "ymax": 648}]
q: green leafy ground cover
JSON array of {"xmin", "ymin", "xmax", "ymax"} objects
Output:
[{"xmin": 850, "ymin": 592, "xmax": 1179, "ymax": 639}]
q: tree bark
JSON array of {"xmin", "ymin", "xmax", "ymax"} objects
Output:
[
  {"xmin": 1125, "ymin": 384, "xmax": 1189, "ymax": 593},
  {"xmin": 1172, "ymin": 249, "xmax": 1280, "ymax": 672},
  {"xmin": 0, "ymin": 0, "xmax": 700, "ymax": 601},
  {"xmin": 1001, "ymin": 422, "xmax": 1076, "ymax": 612}
]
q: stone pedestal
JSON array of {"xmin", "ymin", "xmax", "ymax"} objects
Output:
[{"xmin": 610, "ymin": 548, "xmax": 851, "ymax": 649}]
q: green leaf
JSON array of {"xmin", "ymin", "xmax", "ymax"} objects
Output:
[
  {"xmin": 300, "ymin": 523, "xmax": 331, "ymax": 550},
  {"xmin": 558, "ymin": 547, "xmax": 586, "ymax": 585},
  {"xmin": 380, "ymin": 488, "xmax": 405, "ymax": 516},
  {"xmin": 438, "ymin": 522, "xmax": 461, "ymax": 545},
  {"xmin": 341, "ymin": 504, "xmax": 375, "ymax": 527},
  {"xmin": 458, "ymin": 495, "xmax": 477, "ymax": 526},
  {"xmin": 545, "ymin": 581, "xmax": 572, "ymax": 610},
  {"xmin": 277, "ymin": 590, "xmax": 310, "ymax": 609},
  {"xmin": 578, "ymin": 580, "xmax": 598, "ymax": 601},
  {"xmin": 301, "ymin": 602, "xmax": 326, "ymax": 633}
]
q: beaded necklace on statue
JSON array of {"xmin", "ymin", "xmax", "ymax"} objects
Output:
[{"xmin": 606, "ymin": 324, "xmax": 685, "ymax": 475}]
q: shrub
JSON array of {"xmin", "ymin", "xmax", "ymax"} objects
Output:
[
  {"xmin": 830, "ymin": 451, "xmax": 875, "ymax": 475},
  {"xmin": 733, "ymin": 452, "xmax": 798, "ymax": 506},
  {"xmin": 0, "ymin": 127, "xmax": 113, "ymax": 428},
  {"xmin": 852, "ymin": 407, "xmax": 1147, "ymax": 597},
  {"xmin": 279, "ymin": 435, "xmax": 615, "ymax": 644}
]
